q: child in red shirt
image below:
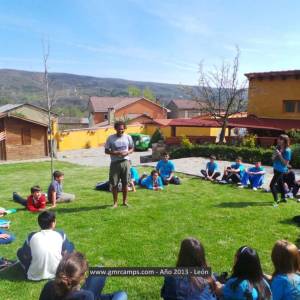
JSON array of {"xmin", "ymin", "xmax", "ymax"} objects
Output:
[{"xmin": 13, "ymin": 186, "xmax": 47, "ymax": 212}]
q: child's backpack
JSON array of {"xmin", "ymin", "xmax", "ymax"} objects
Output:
[
  {"xmin": 95, "ymin": 181, "xmax": 110, "ymax": 191},
  {"xmin": 173, "ymin": 176, "xmax": 181, "ymax": 185}
]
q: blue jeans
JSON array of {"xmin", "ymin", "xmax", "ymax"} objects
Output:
[
  {"xmin": 82, "ymin": 276, "xmax": 128, "ymax": 300},
  {"xmin": 241, "ymin": 173, "xmax": 264, "ymax": 188},
  {"xmin": 0, "ymin": 230, "xmax": 15, "ymax": 244},
  {"xmin": 13, "ymin": 192, "xmax": 27, "ymax": 207}
]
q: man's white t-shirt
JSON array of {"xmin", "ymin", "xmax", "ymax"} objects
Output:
[{"xmin": 27, "ymin": 229, "xmax": 64, "ymax": 281}]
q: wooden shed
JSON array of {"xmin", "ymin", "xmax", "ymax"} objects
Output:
[{"xmin": 0, "ymin": 103, "xmax": 56, "ymax": 161}]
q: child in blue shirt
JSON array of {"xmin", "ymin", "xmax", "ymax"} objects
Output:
[
  {"xmin": 141, "ymin": 170, "xmax": 163, "ymax": 191},
  {"xmin": 221, "ymin": 157, "xmax": 245, "ymax": 184},
  {"xmin": 129, "ymin": 161, "xmax": 139, "ymax": 192},
  {"xmin": 218, "ymin": 246, "xmax": 272, "ymax": 300},
  {"xmin": 270, "ymin": 240, "xmax": 300, "ymax": 300},
  {"xmin": 240, "ymin": 161, "xmax": 266, "ymax": 190},
  {"xmin": 270, "ymin": 134, "xmax": 292, "ymax": 204},
  {"xmin": 156, "ymin": 152, "xmax": 180, "ymax": 185},
  {"xmin": 201, "ymin": 155, "xmax": 221, "ymax": 181}
]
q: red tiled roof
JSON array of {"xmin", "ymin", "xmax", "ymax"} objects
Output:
[
  {"xmin": 245, "ymin": 70, "xmax": 300, "ymax": 79},
  {"xmin": 89, "ymin": 96, "xmax": 167, "ymax": 112},
  {"xmin": 168, "ymin": 118, "xmax": 221, "ymax": 127},
  {"xmin": 227, "ymin": 115, "xmax": 300, "ymax": 131},
  {"xmin": 168, "ymin": 99, "xmax": 206, "ymax": 110}
]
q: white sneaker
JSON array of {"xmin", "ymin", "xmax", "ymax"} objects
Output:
[
  {"xmin": 238, "ymin": 185, "xmax": 244, "ymax": 189},
  {"xmin": 252, "ymin": 187, "xmax": 257, "ymax": 191}
]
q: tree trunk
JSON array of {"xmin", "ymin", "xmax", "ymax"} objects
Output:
[{"xmin": 219, "ymin": 119, "xmax": 228, "ymax": 144}]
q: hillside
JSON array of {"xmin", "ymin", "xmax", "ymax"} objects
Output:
[{"xmin": 0, "ymin": 69, "xmax": 195, "ymax": 116}]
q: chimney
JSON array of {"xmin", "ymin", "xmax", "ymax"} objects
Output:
[{"xmin": 107, "ymin": 107, "xmax": 115, "ymax": 125}]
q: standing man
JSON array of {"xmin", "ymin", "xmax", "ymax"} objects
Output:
[{"xmin": 105, "ymin": 121, "xmax": 134, "ymax": 208}]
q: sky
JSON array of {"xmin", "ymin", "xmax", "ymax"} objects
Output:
[{"xmin": 1, "ymin": 0, "xmax": 300, "ymax": 85}]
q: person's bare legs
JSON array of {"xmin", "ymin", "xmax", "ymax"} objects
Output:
[
  {"xmin": 112, "ymin": 186, "xmax": 118, "ymax": 208},
  {"xmin": 122, "ymin": 185, "xmax": 128, "ymax": 206}
]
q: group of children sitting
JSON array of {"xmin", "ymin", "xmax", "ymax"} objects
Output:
[
  {"xmin": 3, "ymin": 208, "xmax": 300, "ymax": 299},
  {"xmin": 97, "ymin": 152, "xmax": 181, "ymax": 192},
  {"xmin": 201, "ymin": 155, "xmax": 300, "ymax": 198},
  {"xmin": 161, "ymin": 237, "xmax": 300, "ymax": 300},
  {"xmin": 0, "ymin": 170, "xmax": 75, "ymax": 266}
]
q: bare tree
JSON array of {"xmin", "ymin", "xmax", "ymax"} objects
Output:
[
  {"xmin": 195, "ymin": 47, "xmax": 247, "ymax": 143},
  {"xmin": 42, "ymin": 40, "xmax": 57, "ymax": 178}
]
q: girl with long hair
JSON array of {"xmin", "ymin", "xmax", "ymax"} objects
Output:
[
  {"xmin": 221, "ymin": 246, "xmax": 272, "ymax": 300},
  {"xmin": 271, "ymin": 240, "xmax": 300, "ymax": 299},
  {"xmin": 270, "ymin": 134, "xmax": 292, "ymax": 205},
  {"xmin": 39, "ymin": 252, "xmax": 127, "ymax": 300},
  {"xmin": 161, "ymin": 237, "xmax": 216, "ymax": 300}
]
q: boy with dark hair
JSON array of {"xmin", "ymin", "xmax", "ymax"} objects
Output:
[
  {"xmin": 48, "ymin": 171, "xmax": 75, "ymax": 208},
  {"xmin": 156, "ymin": 152, "xmax": 180, "ymax": 185},
  {"xmin": 141, "ymin": 170, "xmax": 164, "ymax": 191},
  {"xmin": 13, "ymin": 186, "xmax": 47, "ymax": 212},
  {"xmin": 239, "ymin": 161, "xmax": 266, "ymax": 190},
  {"xmin": 200, "ymin": 155, "xmax": 221, "ymax": 181},
  {"xmin": 220, "ymin": 157, "xmax": 245, "ymax": 184},
  {"xmin": 283, "ymin": 165, "xmax": 300, "ymax": 199},
  {"xmin": 17, "ymin": 211, "xmax": 74, "ymax": 281}
]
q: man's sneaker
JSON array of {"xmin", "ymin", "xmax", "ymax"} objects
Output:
[
  {"xmin": 252, "ymin": 187, "xmax": 258, "ymax": 191},
  {"xmin": 238, "ymin": 185, "xmax": 244, "ymax": 189},
  {"xmin": 273, "ymin": 201, "xmax": 279, "ymax": 207}
]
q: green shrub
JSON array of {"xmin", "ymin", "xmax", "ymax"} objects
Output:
[
  {"xmin": 150, "ymin": 128, "xmax": 164, "ymax": 145},
  {"xmin": 287, "ymin": 129, "xmax": 300, "ymax": 143},
  {"xmin": 291, "ymin": 143, "xmax": 300, "ymax": 168},
  {"xmin": 181, "ymin": 135, "xmax": 193, "ymax": 149},
  {"xmin": 241, "ymin": 134, "xmax": 257, "ymax": 148},
  {"xmin": 170, "ymin": 144, "xmax": 276, "ymax": 166}
]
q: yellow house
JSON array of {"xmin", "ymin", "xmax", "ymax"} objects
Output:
[{"xmin": 245, "ymin": 70, "xmax": 300, "ymax": 120}]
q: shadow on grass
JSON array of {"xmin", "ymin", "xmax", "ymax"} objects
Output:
[
  {"xmin": 0, "ymin": 262, "xmax": 26, "ymax": 282},
  {"xmin": 55, "ymin": 205, "xmax": 112, "ymax": 213},
  {"xmin": 215, "ymin": 201, "xmax": 271, "ymax": 208},
  {"xmin": 279, "ymin": 216, "xmax": 300, "ymax": 248}
]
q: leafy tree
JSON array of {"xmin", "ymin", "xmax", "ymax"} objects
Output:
[
  {"xmin": 143, "ymin": 87, "xmax": 156, "ymax": 101},
  {"xmin": 128, "ymin": 85, "xmax": 142, "ymax": 97}
]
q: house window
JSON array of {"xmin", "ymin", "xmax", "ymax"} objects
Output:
[
  {"xmin": 22, "ymin": 128, "xmax": 31, "ymax": 145},
  {"xmin": 283, "ymin": 100, "xmax": 297, "ymax": 113},
  {"xmin": 104, "ymin": 114, "xmax": 108, "ymax": 120}
]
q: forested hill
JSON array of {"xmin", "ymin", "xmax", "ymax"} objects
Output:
[{"xmin": 0, "ymin": 69, "xmax": 195, "ymax": 116}]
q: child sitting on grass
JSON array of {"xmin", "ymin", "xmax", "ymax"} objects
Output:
[
  {"xmin": 217, "ymin": 246, "xmax": 272, "ymax": 299},
  {"xmin": 48, "ymin": 171, "xmax": 75, "ymax": 208},
  {"xmin": 129, "ymin": 160, "xmax": 139, "ymax": 192},
  {"xmin": 239, "ymin": 161, "xmax": 266, "ymax": 190},
  {"xmin": 13, "ymin": 186, "xmax": 47, "ymax": 212},
  {"xmin": 17, "ymin": 211, "xmax": 74, "ymax": 281},
  {"xmin": 141, "ymin": 170, "xmax": 163, "ymax": 191},
  {"xmin": 156, "ymin": 152, "xmax": 180, "ymax": 185},
  {"xmin": 201, "ymin": 155, "xmax": 221, "ymax": 181},
  {"xmin": 220, "ymin": 157, "xmax": 245, "ymax": 184},
  {"xmin": 270, "ymin": 240, "xmax": 300, "ymax": 299},
  {"xmin": 39, "ymin": 251, "xmax": 128, "ymax": 300},
  {"xmin": 282, "ymin": 166, "xmax": 300, "ymax": 199},
  {"xmin": 161, "ymin": 237, "xmax": 217, "ymax": 300}
]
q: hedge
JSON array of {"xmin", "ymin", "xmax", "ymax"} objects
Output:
[{"xmin": 170, "ymin": 143, "xmax": 300, "ymax": 168}]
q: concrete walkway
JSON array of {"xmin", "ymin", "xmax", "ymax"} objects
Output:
[{"xmin": 57, "ymin": 147, "xmax": 152, "ymax": 168}]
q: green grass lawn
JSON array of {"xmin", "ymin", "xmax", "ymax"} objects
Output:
[{"xmin": 0, "ymin": 161, "xmax": 299, "ymax": 300}]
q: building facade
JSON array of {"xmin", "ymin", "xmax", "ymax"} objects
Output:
[{"xmin": 245, "ymin": 70, "xmax": 300, "ymax": 120}]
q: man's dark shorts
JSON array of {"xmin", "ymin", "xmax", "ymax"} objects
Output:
[{"xmin": 109, "ymin": 159, "xmax": 130, "ymax": 187}]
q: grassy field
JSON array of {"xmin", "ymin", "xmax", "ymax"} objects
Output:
[{"xmin": 0, "ymin": 161, "xmax": 299, "ymax": 300}]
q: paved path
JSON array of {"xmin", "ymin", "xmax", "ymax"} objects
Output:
[{"xmin": 57, "ymin": 147, "xmax": 152, "ymax": 168}]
